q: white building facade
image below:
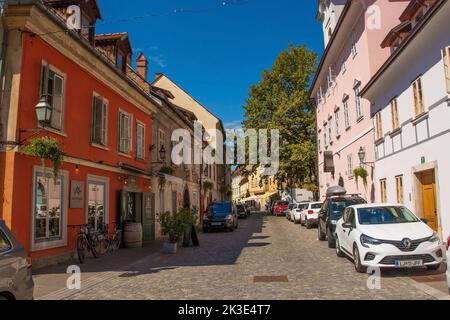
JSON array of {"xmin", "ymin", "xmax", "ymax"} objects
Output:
[{"xmin": 362, "ymin": 0, "xmax": 450, "ymax": 238}]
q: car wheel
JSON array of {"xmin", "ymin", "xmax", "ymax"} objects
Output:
[
  {"xmin": 327, "ymin": 228, "xmax": 336, "ymax": 248},
  {"xmin": 353, "ymin": 245, "xmax": 367, "ymax": 273},
  {"xmin": 336, "ymin": 237, "xmax": 345, "ymax": 257},
  {"xmin": 426, "ymin": 263, "xmax": 441, "ymax": 271},
  {"xmin": 318, "ymin": 223, "xmax": 326, "ymax": 241}
]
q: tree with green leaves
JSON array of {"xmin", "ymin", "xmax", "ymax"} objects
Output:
[{"xmin": 243, "ymin": 43, "xmax": 318, "ymax": 191}]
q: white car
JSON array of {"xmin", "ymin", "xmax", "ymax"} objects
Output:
[
  {"xmin": 300, "ymin": 202, "xmax": 323, "ymax": 229},
  {"xmin": 290, "ymin": 203, "xmax": 308, "ymax": 224},
  {"xmin": 446, "ymin": 235, "xmax": 450, "ymax": 294},
  {"xmin": 335, "ymin": 204, "xmax": 443, "ymax": 273}
]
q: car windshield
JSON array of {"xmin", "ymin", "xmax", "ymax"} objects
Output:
[
  {"xmin": 288, "ymin": 204, "xmax": 295, "ymax": 210},
  {"xmin": 236, "ymin": 205, "xmax": 245, "ymax": 211},
  {"xmin": 330, "ymin": 198, "xmax": 366, "ymax": 219},
  {"xmin": 209, "ymin": 203, "xmax": 232, "ymax": 217},
  {"xmin": 298, "ymin": 204, "xmax": 308, "ymax": 210},
  {"xmin": 358, "ymin": 206, "xmax": 420, "ymax": 225},
  {"xmin": 311, "ymin": 203, "xmax": 322, "ymax": 209}
]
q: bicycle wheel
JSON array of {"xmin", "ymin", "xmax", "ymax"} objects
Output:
[
  {"xmin": 77, "ymin": 234, "xmax": 86, "ymax": 264},
  {"xmin": 111, "ymin": 230, "xmax": 122, "ymax": 251},
  {"xmin": 89, "ymin": 234, "xmax": 99, "ymax": 259},
  {"xmin": 95, "ymin": 233, "xmax": 108, "ymax": 256}
]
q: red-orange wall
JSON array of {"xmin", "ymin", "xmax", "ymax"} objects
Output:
[{"xmin": 6, "ymin": 34, "xmax": 154, "ymax": 260}]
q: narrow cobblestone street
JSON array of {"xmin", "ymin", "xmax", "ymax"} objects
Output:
[{"xmin": 34, "ymin": 213, "xmax": 447, "ymax": 300}]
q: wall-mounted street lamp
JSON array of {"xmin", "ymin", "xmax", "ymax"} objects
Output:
[
  {"xmin": 1, "ymin": 95, "xmax": 52, "ymax": 146},
  {"xmin": 159, "ymin": 145, "xmax": 166, "ymax": 162},
  {"xmin": 358, "ymin": 147, "xmax": 374, "ymax": 168}
]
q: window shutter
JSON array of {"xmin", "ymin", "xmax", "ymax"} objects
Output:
[
  {"xmin": 92, "ymin": 96, "xmax": 103, "ymax": 144},
  {"xmin": 51, "ymin": 74, "xmax": 64, "ymax": 130},
  {"xmin": 40, "ymin": 64, "xmax": 49, "ymax": 96},
  {"xmin": 443, "ymin": 47, "xmax": 450, "ymax": 93},
  {"xmin": 102, "ymin": 102, "xmax": 108, "ymax": 145}
]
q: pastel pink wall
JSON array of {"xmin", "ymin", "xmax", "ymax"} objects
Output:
[{"xmin": 316, "ymin": 0, "xmax": 409, "ymax": 201}]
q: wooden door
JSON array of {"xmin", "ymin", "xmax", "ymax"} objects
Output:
[
  {"xmin": 142, "ymin": 193, "xmax": 155, "ymax": 241},
  {"xmin": 421, "ymin": 171, "xmax": 438, "ymax": 231}
]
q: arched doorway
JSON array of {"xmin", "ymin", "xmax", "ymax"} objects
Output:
[{"xmin": 183, "ymin": 188, "xmax": 190, "ymax": 209}]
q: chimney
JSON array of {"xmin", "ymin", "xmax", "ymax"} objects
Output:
[{"xmin": 136, "ymin": 53, "xmax": 148, "ymax": 80}]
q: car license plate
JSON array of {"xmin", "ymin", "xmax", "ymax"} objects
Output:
[
  {"xmin": 395, "ymin": 260, "xmax": 423, "ymax": 268},
  {"xmin": 211, "ymin": 222, "xmax": 222, "ymax": 226}
]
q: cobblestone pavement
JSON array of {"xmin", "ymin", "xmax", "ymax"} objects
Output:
[{"xmin": 35, "ymin": 213, "xmax": 446, "ymax": 300}]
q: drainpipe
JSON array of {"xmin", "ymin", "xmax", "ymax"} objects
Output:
[
  {"xmin": 0, "ymin": 1, "xmax": 9, "ymax": 141},
  {"xmin": 0, "ymin": 2, "xmax": 8, "ymax": 104}
]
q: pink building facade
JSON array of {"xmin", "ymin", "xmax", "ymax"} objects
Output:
[{"xmin": 310, "ymin": 0, "xmax": 409, "ymax": 201}]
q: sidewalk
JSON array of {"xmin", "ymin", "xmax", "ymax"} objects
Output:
[{"xmin": 33, "ymin": 239, "xmax": 165, "ymax": 299}]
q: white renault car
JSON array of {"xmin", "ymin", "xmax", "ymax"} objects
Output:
[
  {"xmin": 335, "ymin": 204, "xmax": 443, "ymax": 273},
  {"xmin": 300, "ymin": 202, "xmax": 323, "ymax": 229}
]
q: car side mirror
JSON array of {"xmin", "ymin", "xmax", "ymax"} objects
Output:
[
  {"xmin": 343, "ymin": 222, "xmax": 353, "ymax": 229},
  {"xmin": 421, "ymin": 218, "xmax": 429, "ymax": 225}
]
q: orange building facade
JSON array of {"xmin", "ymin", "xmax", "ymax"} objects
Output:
[{"xmin": 0, "ymin": 1, "xmax": 159, "ymax": 266}]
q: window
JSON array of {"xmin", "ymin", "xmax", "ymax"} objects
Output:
[
  {"xmin": 91, "ymin": 94, "xmax": 108, "ymax": 146},
  {"xmin": 324, "ymin": 128, "xmax": 327, "ymax": 146},
  {"xmin": 396, "ymin": 175, "xmax": 404, "ymax": 204},
  {"xmin": 87, "ymin": 180, "xmax": 107, "ymax": 231},
  {"xmin": 380, "ymin": 179, "xmax": 387, "ymax": 203},
  {"xmin": 318, "ymin": 138, "xmax": 321, "ymax": 152},
  {"xmin": 351, "ymin": 33, "xmax": 358, "ymax": 57},
  {"xmin": 136, "ymin": 121, "xmax": 146, "ymax": 160},
  {"xmin": 343, "ymin": 98, "xmax": 350, "ymax": 128},
  {"xmin": 347, "ymin": 154, "xmax": 353, "ymax": 178},
  {"xmin": 328, "ymin": 65, "xmax": 336, "ymax": 88},
  {"xmin": 0, "ymin": 229, "xmax": 11, "ymax": 253},
  {"xmin": 391, "ymin": 98, "xmax": 400, "ymax": 131},
  {"xmin": 354, "ymin": 85, "xmax": 363, "ymax": 120},
  {"xmin": 442, "ymin": 47, "xmax": 450, "ymax": 93},
  {"xmin": 158, "ymin": 129, "xmax": 166, "ymax": 161},
  {"xmin": 40, "ymin": 62, "xmax": 65, "ymax": 131},
  {"xmin": 116, "ymin": 50, "xmax": 126, "ymax": 72},
  {"xmin": 335, "ymin": 110, "xmax": 340, "ymax": 137},
  {"xmin": 412, "ymin": 77, "xmax": 425, "ymax": 117},
  {"xmin": 118, "ymin": 111, "xmax": 132, "ymax": 154},
  {"xmin": 328, "ymin": 124, "xmax": 332, "ymax": 144},
  {"xmin": 33, "ymin": 168, "xmax": 68, "ymax": 250},
  {"xmin": 80, "ymin": 14, "xmax": 91, "ymax": 40},
  {"xmin": 375, "ymin": 112, "xmax": 383, "ymax": 141}
]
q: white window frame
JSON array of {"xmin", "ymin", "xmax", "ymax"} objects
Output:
[
  {"xmin": 335, "ymin": 109, "xmax": 340, "ymax": 137},
  {"xmin": 136, "ymin": 121, "xmax": 146, "ymax": 160},
  {"xmin": 91, "ymin": 92, "xmax": 109, "ymax": 147},
  {"xmin": 343, "ymin": 97, "xmax": 350, "ymax": 129},
  {"xmin": 40, "ymin": 60, "xmax": 66, "ymax": 132},
  {"xmin": 347, "ymin": 154, "xmax": 353, "ymax": 178},
  {"xmin": 86, "ymin": 175, "xmax": 109, "ymax": 231},
  {"xmin": 30, "ymin": 166, "xmax": 69, "ymax": 252},
  {"xmin": 118, "ymin": 109, "xmax": 133, "ymax": 155},
  {"xmin": 354, "ymin": 85, "xmax": 363, "ymax": 120}
]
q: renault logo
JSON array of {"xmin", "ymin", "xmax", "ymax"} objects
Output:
[{"xmin": 402, "ymin": 238, "xmax": 412, "ymax": 249}]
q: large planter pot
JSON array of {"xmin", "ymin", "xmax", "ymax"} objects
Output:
[
  {"xmin": 162, "ymin": 242, "xmax": 177, "ymax": 254},
  {"xmin": 124, "ymin": 222, "xmax": 143, "ymax": 248}
]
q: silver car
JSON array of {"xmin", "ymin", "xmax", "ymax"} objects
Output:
[{"xmin": 0, "ymin": 220, "xmax": 34, "ymax": 300}]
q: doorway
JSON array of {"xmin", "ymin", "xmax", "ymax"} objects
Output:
[{"xmin": 420, "ymin": 170, "xmax": 438, "ymax": 231}]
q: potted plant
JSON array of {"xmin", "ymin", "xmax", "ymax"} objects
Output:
[{"xmin": 159, "ymin": 209, "xmax": 195, "ymax": 254}]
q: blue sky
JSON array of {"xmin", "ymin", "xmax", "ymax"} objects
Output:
[{"xmin": 97, "ymin": 0, "xmax": 324, "ymax": 129}]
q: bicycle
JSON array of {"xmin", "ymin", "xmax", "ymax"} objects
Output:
[
  {"xmin": 96, "ymin": 223, "xmax": 122, "ymax": 255},
  {"xmin": 69, "ymin": 224, "xmax": 100, "ymax": 264}
]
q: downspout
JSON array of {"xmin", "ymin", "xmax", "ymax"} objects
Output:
[{"xmin": 0, "ymin": 2, "xmax": 8, "ymax": 107}]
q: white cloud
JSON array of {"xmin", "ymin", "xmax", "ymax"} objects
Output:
[
  {"xmin": 149, "ymin": 55, "xmax": 166, "ymax": 68},
  {"xmin": 224, "ymin": 120, "xmax": 243, "ymax": 131}
]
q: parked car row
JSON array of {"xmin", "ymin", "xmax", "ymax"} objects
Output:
[{"xmin": 293, "ymin": 186, "xmax": 448, "ymax": 292}]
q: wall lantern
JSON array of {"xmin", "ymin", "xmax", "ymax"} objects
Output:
[
  {"xmin": 358, "ymin": 146, "xmax": 374, "ymax": 168},
  {"xmin": 0, "ymin": 95, "xmax": 52, "ymax": 147},
  {"xmin": 159, "ymin": 145, "xmax": 167, "ymax": 161}
]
